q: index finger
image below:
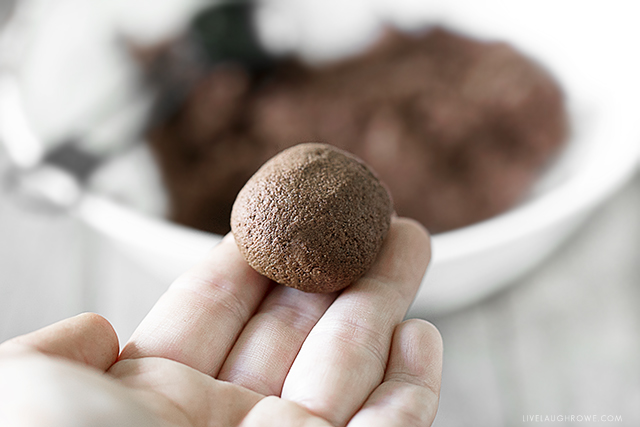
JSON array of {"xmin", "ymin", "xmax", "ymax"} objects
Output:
[{"xmin": 119, "ymin": 234, "xmax": 272, "ymax": 376}]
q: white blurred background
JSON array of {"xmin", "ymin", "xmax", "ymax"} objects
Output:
[{"xmin": 1, "ymin": 0, "xmax": 640, "ymax": 425}]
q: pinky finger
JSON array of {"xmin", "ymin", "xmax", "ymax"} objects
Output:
[{"xmin": 347, "ymin": 319, "xmax": 443, "ymax": 427}]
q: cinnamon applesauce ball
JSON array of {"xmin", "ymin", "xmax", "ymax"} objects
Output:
[{"xmin": 231, "ymin": 143, "xmax": 393, "ymax": 293}]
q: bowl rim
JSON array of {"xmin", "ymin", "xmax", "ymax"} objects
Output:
[
  {"xmin": 73, "ymin": 93, "xmax": 640, "ymax": 268},
  {"xmin": 432, "ymin": 103, "xmax": 640, "ymax": 263},
  {"xmin": 4, "ymin": 0, "xmax": 640, "ymax": 297}
]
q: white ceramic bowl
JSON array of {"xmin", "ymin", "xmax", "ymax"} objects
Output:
[{"xmin": 4, "ymin": 0, "xmax": 640, "ymax": 316}]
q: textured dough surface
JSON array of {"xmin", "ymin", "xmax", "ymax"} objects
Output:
[
  {"xmin": 147, "ymin": 27, "xmax": 567, "ymax": 235},
  {"xmin": 231, "ymin": 143, "xmax": 393, "ymax": 293}
]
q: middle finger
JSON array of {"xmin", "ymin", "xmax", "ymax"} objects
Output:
[
  {"xmin": 281, "ymin": 218, "xmax": 431, "ymax": 426},
  {"xmin": 217, "ymin": 285, "xmax": 337, "ymax": 395}
]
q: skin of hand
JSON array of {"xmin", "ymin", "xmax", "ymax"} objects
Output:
[{"xmin": 0, "ymin": 217, "xmax": 442, "ymax": 427}]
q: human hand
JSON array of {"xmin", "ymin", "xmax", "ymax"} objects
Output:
[{"xmin": 0, "ymin": 217, "xmax": 442, "ymax": 426}]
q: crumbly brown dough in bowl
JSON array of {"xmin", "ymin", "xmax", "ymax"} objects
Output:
[{"xmin": 146, "ymin": 28, "xmax": 567, "ymax": 236}]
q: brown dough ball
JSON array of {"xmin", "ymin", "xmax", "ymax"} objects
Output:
[{"xmin": 231, "ymin": 143, "xmax": 393, "ymax": 293}]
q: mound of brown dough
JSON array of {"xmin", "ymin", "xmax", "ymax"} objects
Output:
[
  {"xmin": 146, "ymin": 27, "xmax": 568, "ymax": 235},
  {"xmin": 231, "ymin": 143, "xmax": 393, "ymax": 293}
]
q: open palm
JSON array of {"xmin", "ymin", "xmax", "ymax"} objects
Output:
[{"xmin": 0, "ymin": 217, "xmax": 442, "ymax": 427}]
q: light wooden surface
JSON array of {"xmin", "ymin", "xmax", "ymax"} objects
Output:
[
  {"xmin": 430, "ymin": 171, "xmax": 640, "ymax": 426},
  {"xmin": 1, "ymin": 156, "xmax": 639, "ymax": 426}
]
